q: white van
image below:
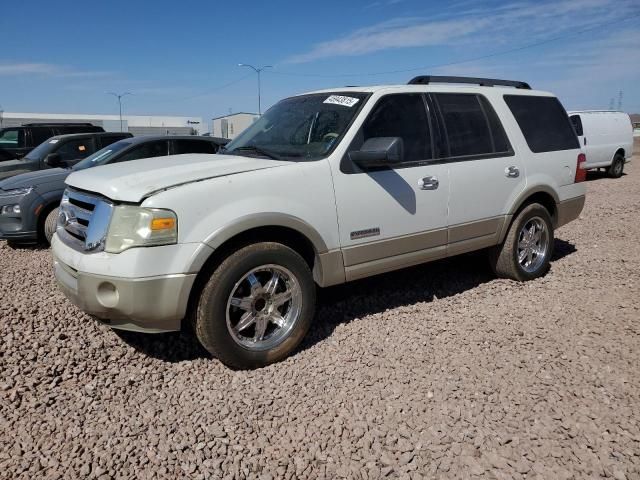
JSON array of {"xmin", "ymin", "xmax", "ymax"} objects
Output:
[{"xmin": 568, "ymin": 111, "xmax": 634, "ymax": 178}]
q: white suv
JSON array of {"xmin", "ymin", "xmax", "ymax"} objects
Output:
[{"xmin": 52, "ymin": 76, "xmax": 586, "ymax": 368}]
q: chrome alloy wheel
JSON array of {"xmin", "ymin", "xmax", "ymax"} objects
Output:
[
  {"xmin": 517, "ymin": 216, "xmax": 550, "ymax": 273},
  {"xmin": 226, "ymin": 264, "xmax": 302, "ymax": 351}
]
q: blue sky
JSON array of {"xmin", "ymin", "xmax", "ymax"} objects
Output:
[{"xmin": 1, "ymin": 0, "xmax": 639, "ymax": 128}]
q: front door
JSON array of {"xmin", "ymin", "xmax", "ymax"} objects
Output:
[{"xmin": 330, "ymin": 93, "xmax": 450, "ymax": 281}]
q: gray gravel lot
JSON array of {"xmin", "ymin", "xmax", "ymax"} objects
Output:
[{"xmin": 1, "ymin": 155, "xmax": 639, "ymax": 479}]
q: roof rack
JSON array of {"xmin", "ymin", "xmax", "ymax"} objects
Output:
[
  {"xmin": 408, "ymin": 75, "xmax": 531, "ymax": 90},
  {"xmin": 22, "ymin": 122, "xmax": 97, "ymax": 126}
]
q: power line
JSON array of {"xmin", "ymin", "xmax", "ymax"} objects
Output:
[
  {"xmin": 168, "ymin": 72, "xmax": 255, "ymax": 103},
  {"xmin": 270, "ymin": 12, "xmax": 640, "ymax": 79}
]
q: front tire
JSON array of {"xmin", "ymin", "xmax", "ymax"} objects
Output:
[
  {"xmin": 490, "ymin": 203, "xmax": 554, "ymax": 282},
  {"xmin": 195, "ymin": 242, "xmax": 316, "ymax": 369},
  {"xmin": 608, "ymin": 153, "xmax": 624, "ymax": 178},
  {"xmin": 43, "ymin": 207, "xmax": 59, "ymax": 245}
]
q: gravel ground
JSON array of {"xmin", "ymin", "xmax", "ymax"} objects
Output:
[{"xmin": 1, "ymin": 155, "xmax": 639, "ymax": 480}]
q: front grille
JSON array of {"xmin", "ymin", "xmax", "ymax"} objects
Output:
[{"xmin": 57, "ymin": 189, "xmax": 114, "ymax": 252}]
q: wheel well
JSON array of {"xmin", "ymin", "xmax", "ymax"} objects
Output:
[
  {"xmin": 185, "ymin": 226, "xmax": 317, "ymax": 327},
  {"xmin": 514, "ymin": 191, "xmax": 557, "ymax": 226},
  {"xmin": 615, "ymin": 148, "xmax": 625, "ymax": 159}
]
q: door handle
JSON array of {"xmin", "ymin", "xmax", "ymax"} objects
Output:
[
  {"xmin": 505, "ymin": 166, "xmax": 519, "ymax": 178},
  {"xmin": 584, "ymin": 137, "xmax": 587, "ymax": 146},
  {"xmin": 418, "ymin": 176, "xmax": 439, "ymax": 190}
]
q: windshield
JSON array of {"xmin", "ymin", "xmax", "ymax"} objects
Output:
[
  {"xmin": 222, "ymin": 92, "xmax": 369, "ymax": 161},
  {"xmin": 72, "ymin": 140, "xmax": 132, "ymax": 170},
  {"xmin": 24, "ymin": 138, "xmax": 59, "ymax": 161},
  {"xmin": 0, "ymin": 129, "xmax": 19, "ymax": 146}
]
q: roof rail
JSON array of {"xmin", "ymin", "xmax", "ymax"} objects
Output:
[
  {"xmin": 408, "ymin": 75, "xmax": 531, "ymax": 89},
  {"xmin": 22, "ymin": 122, "xmax": 97, "ymax": 126}
]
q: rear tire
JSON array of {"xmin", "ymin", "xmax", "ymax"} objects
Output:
[
  {"xmin": 43, "ymin": 207, "xmax": 59, "ymax": 245},
  {"xmin": 489, "ymin": 203, "xmax": 554, "ymax": 282},
  {"xmin": 195, "ymin": 242, "xmax": 316, "ymax": 369},
  {"xmin": 608, "ymin": 153, "xmax": 624, "ymax": 178}
]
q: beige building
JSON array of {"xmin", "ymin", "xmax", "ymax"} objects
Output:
[{"xmin": 211, "ymin": 112, "xmax": 259, "ymax": 139}]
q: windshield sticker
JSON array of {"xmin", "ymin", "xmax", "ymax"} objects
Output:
[
  {"xmin": 324, "ymin": 95, "xmax": 360, "ymax": 107},
  {"xmin": 49, "ymin": 139, "xmax": 59, "ymax": 144},
  {"xmin": 78, "ymin": 145, "xmax": 86, "ymax": 151}
]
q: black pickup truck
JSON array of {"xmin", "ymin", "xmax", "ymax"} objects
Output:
[
  {"xmin": 0, "ymin": 131, "xmax": 131, "ymax": 181},
  {"xmin": 0, "ymin": 123, "xmax": 105, "ymax": 161}
]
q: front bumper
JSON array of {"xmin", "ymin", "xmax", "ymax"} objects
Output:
[
  {"xmin": 0, "ymin": 191, "xmax": 42, "ymax": 242},
  {"xmin": 53, "ymin": 252, "xmax": 196, "ymax": 333}
]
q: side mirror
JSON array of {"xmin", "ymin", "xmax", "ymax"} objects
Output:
[
  {"xmin": 349, "ymin": 137, "xmax": 404, "ymax": 169},
  {"xmin": 44, "ymin": 153, "xmax": 63, "ymax": 168}
]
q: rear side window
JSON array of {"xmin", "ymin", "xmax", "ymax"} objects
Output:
[
  {"xmin": 31, "ymin": 127, "xmax": 55, "ymax": 147},
  {"xmin": 504, "ymin": 95, "xmax": 579, "ymax": 153},
  {"xmin": 172, "ymin": 139, "xmax": 218, "ymax": 154},
  {"xmin": 569, "ymin": 115, "xmax": 583, "ymax": 136},
  {"xmin": 116, "ymin": 140, "xmax": 168, "ymax": 162},
  {"xmin": 98, "ymin": 135, "xmax": 128, "ymax": 149},
  {"xmin": 434, "ymin": 93, "xmax": 511, "ymax": 158}
]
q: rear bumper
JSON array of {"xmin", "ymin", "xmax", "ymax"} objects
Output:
[
  {"xmin": 556, "ymin": 195, "xmax": 585, "ymax": 228},
  {"xmin": 53, "ymin": 252, "xmax": 196, "ymax": 333}
]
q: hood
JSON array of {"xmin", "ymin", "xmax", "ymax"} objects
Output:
[
  {"xmin": 65, "ymin": 153, "xmax": 293, "ymax": 202},
  {"xmin": 0, "ymin": 168, "xmax": 69, "ymax": 190},
  {"xmin": 0, "ymin": 159, "xmax": 37, "ymax": 180}
]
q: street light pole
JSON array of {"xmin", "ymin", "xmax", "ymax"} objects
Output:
[
  {"xmin": 107, "ymin": 92, "xmax": 132, "ymax": 132},
  {"xmin": 238, "ymin": 64, "xmax": 272, "ymax": 115}
]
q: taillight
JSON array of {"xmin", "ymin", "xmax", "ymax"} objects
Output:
[{"xmin": 575, "ymin": 153, "xmax": 587, "ymax": 183}]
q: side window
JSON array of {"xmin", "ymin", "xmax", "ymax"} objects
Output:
[
  {"xmin": 172, "ymin": 139, "xmax": 218, "ymax": 154},
  {"xmin": 354, "ymin": 93, "xmax": 431, "ymax": 163},
  {"xmin": 98, "ymin": 135, "xmax": 127, "ymax": 149},
  {"xmin": 569, "ymin": 115, "xmax": 583, "ymax": 136},
  {"xmin": 116, "ymin": 141, "xmax": 168, "ymax": 162},
  {"xmin": 504, "ymin": 95, "xmax": 579, "ymax": 153},
  {"xmin": 55, "ymin": 139, "xmax": 95, "ymax": 162},
  {"xmin": 0, "ymin": 129, "xmax": 24, "ymax": 147},
  {"xmin": 434, "ymin": 93, "xmax": 510, "ymax": 158},
  {"xmin": 31, "ymin": 128, "xmax": 54, "ymax": 147}
]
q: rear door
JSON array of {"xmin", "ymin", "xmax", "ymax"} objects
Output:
[
  {"xmin": 432, "ymin": 93, "xmax": 525, "ymax": 255},
  {"xmin": 504, "ymin": 94, "xmax": 580, "ymax": 188}
]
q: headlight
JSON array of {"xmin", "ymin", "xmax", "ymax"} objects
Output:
[
  {"xmin": 105, "ymin": 205, "xmax": 177, "ymax": 253},
  {"xmin": 1, "ymin": 204, "xmax": 20, "ymax": 215},
  {"xmin": 0, "ymin": 187, "xmax": 33, "ymax": 198}
]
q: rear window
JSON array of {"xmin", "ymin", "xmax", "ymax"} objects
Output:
[
  {"xmin": 569, "ymin": 115, "xmax": 583, "ymax": 136},
  {"xmin": 504, "ymin": 95, "xmax": 579, "ymax": 153},
  {"xmin": 434, "ymin": 93, "xmax": 511, "ymax": 158}
]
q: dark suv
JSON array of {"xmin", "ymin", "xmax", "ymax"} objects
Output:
[
  {"xmin": 0, "ymin": 132, "xmax": 132, "ymax": 181},
  {"xmin": 0, "ymin": 123, "xmax": 105, "ymax": 161},
  {"xmin": 0, "ymin": 135, "xmax": 228, "ymax": 245}
]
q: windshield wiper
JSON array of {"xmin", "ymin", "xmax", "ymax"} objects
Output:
[{"xmin": 230, "ymin": 145, "xmax": 281, "ymax": 160}]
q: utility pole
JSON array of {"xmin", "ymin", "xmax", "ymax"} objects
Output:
[
  {"xmin": 107, "ymin": 92, "xmax": 132, "ymax": 132},
  {"xmin": 238, "ymin": 64, "xmax": 272, "ymax": 115},
  {"xmin": 0, "ymin": 104, "xmax": 3, "ymax": 128},
  {"xmin": 617, "ymin": 90, "xmax": 623, "ymax": 111}
]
